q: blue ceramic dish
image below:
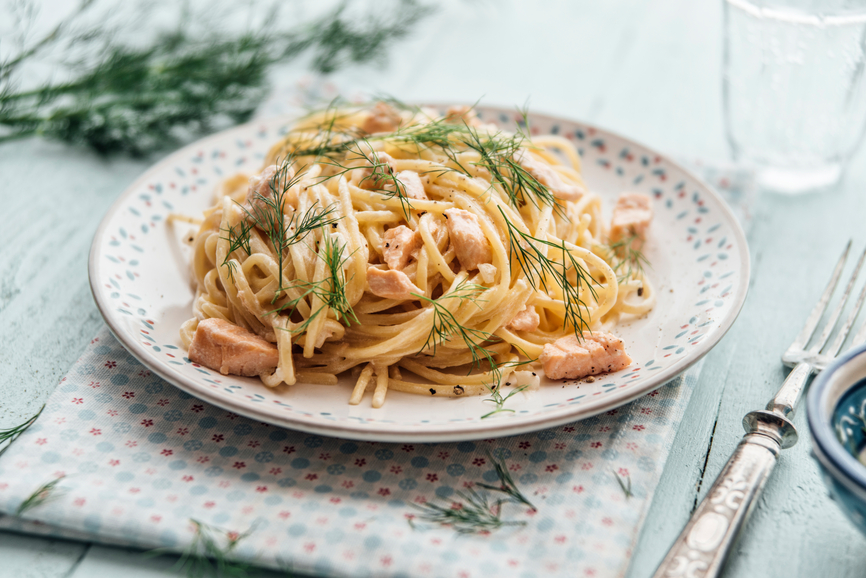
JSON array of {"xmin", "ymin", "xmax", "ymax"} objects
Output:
[{"xmin": 807, "ymin": 344, "xmax": 866, "ymax": 536}]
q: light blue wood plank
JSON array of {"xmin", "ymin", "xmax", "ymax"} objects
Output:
[
  {"xmin": 0, "ymin": 531, "xmax": 89, "ymax": 577},
  {"xmin": 0, "ymin": 139, "xmax": 149, "ymax": 429}
]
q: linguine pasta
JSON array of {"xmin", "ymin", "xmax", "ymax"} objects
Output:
[{"xmin": 179, "ymin": 102, "xmax": 654, "ymax": 408}]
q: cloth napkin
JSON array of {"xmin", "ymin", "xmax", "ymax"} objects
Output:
[{"xmin": 0, "ymin": 326, "xmax": 697, "ymax": 578}]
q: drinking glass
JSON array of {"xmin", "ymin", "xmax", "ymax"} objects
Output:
[{"xmin": 723, "ymin": 0, "xmax": 866, "ymax": 193}]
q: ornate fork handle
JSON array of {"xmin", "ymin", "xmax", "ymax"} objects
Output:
[
  {"xmin": 652, "ymin": 362, "xmax": 809, "ymax": 578},
  {"xmin": 652, "ymin": 432, "xmax": 780, "ymax": 578}
]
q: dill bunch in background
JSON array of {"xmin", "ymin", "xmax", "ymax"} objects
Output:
[{"xmin": 0, "ymin": 0, "xmax": 432, "ymax": 156}]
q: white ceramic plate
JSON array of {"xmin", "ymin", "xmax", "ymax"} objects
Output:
[{"xmin": 89, "ymin": 106, "xmax": 750, "ymax": 442}]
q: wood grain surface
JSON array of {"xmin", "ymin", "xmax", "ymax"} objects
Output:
[{"xmin": 2, "ymin": 1, "xmax": 865, "ymax": 576}]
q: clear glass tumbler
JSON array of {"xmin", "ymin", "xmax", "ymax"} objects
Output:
[{"xmin": 723, "ymin": 0, "xmax": 866, "ymax": 193}]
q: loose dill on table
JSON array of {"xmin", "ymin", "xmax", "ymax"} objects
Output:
[
  {"xmin": 0, "ymin": 404, "xmax": 44, "ymax": 455},
  {"xmin": 145, "ymin": 519, "xmax": 254, "ymax": 578},
  {"xmin": 613, "ymin": 470, "xmax": 633, "ymax": 499},
  {"xmin": 409, "ymin": 454, "xmax": 536, "ymax": 534},
  {"xmin": 0, "ymin": 0, "xmax": 433, "ymax": 156},
  {"xmin": 16, "ymin": 475, "xmax": 65, "ymax": 515},
  {"xmin": 409, "ymin": 486, "xmax": 523, "ymax": 535},
  {"xmin": 477, "ymin": 454, "xmax": 537, "ymax": 510}
]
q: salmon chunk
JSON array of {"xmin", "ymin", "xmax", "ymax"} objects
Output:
[
  {"xmin": 367, "ymin": 267, "xmax": 422, "ymax": 300},
  {"xmin": 383, "ymin": 225, "xmax": 420, "ymax": 271},
  {"xmin": 516, "ymin": 149, "xmax": 584, "ymax": 201},
  {"xmin": 444, "ymin": 208, "xmax": 492, "ymax": 271},
  {"xmin": 362, "ymin": 102, "xmax": 402, "ymax": 134},
  {"xmin": 539, "ymin": 332, "xmax": 631, "ymax": 380},
  {"xmin": 396, "ymin": 170, "xmax": 427, "ymax": 200},
  {"xmin": 610, "ymin": 192, "xmax": 652, "ymax": 247},
  {"xmin": 507, "ymin": 307, "xmax": 540, "ymax": 333},
  {"xmin": 188, "ymin": 318, "xmax": 279, "ymax": 377},
  {"xmin": 247, "ymin": 164, "xmax": 296, "ymax": 216}
]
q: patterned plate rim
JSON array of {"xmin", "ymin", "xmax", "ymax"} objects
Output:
[{"xmin": 89, "ymin": 106, "xmax": 750, "ymax": 442}]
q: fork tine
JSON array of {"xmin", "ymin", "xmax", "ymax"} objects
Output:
[
  {"xmin": 853, "ymin": 313, "xmax": 866, "ymax": 348},
  {"xmin": 810, "ymin": 244, "xmax": 866, "ymax": 354},
  {"xmin": 826, "ymin": 269, "xmax": 866, "ymax": 357},
  {"xmin": 791, "ymin": 240, "xmax": 851, "ymax": 351}
]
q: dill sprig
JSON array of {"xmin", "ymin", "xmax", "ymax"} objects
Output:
[
  {"xmin": 287, "ymin": 101, "xmax": 563, "ymax": 216},
  {"xmin": 409, "ymin": 455, "xmax": 535, "ymax": 534},
  {"xmin": 606, "ymin": 233, "xmax": 651, "ymax": 283},
  {"xmin": 230, "ymin": 158, "xmax": 341, "ymax": 299},
  {"xmin": 219, "ymin": 220, "xmax": 254, "ymax": 282},
  {"xmin": 0, "ymin": 404, "xmax": 44, "ymax": 454},
  {"xmin": 16, "ymin": 475, "xmax": 65, "ymax": 515},
  {"xmin": 409, "ymin": 486, "xmax": 522, "ymax": 535},
  {"xmin": 269, "ymin": 235, "xmax": 358, "ymax": 334},
  {"xmin": 316, "ymin": 233, "xmax": 359, "ymax": 326},
  {"xmin": 458, "ymin": 124, "xmax": 562, "ymax": 215},
  {"xmin": 481, "ymin": 382, "xmax": 529, "ymax": 420},
  {"xmin": 412, "ymin": 281, "xmax": 500, "ymax": 377},
  {"xmin": 0, "ymin": 0, "xmax": 434, "ymax": 156},
  {"xmin": 147, "ymin": 519, "xmax": 253, "ymax": 578},
  {"xmin": 329, "ymin": 140, "xmax": 415, "ymax": 219},
  {"xmin": 499, "ymin": 207, "xmax": 597, "ymax": 336},
  {"xmin": 613, "ymin": 470, "xmax": 633, "ymax": 499},
  {"xmin": 476, "ymin": 454, "xmax": 537, "ymax": 510}
]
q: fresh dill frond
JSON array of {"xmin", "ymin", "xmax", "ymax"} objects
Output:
[
  {"xmin": 147, "ymin": 519, "xmax": 254, "ymax": 578},
  {"xmin": 459, "ymin": 126, "xmax": 562, "ymax": 215},
  {"xmin": 333, "ymin": 140, "xmax": 416, "ymax": 220},
  {"xmin": 476, "ymin": 454, "xmax": 537, "ymax": 510},
  {"xmin": 16, "ymin": 475, "xmax": 65, "ymax": 515},
  {"xmin": 412, "ymin": 281, "xmax": 500, "ymax": 378},
  {"xmin": 286, "ymin": 105, "xmax": 564, "ymax": 216},
  {"xmin": 479, "ymin": 344, "xmax": 536, "ymax": 419},
  {"xmin": 0, "ymin": 404, "xmax": 43, "ymax": 454},
  {"xmin": 409, "ymin": 455, "xmax": 535, "ymax": 534},
  {"xmin": 499, "ymin": 207, "xmax": 598, "ymax": 336},
  {"xmin": 481, "ymin": 382, "xmax": 529, "ymax": 419},
  {"xmin": 236, "ymin": 159, "xmax": 341, "ymax": 299},
  {"xmin": 269, "ymin": 234, "xmax": 357, "ymax": 333},
  {"xmin": 219, "ymin": 220, "xmax": 254, "ymax": 282},
  {"xmin": 606, "ymin": 232, "xmax": 651, "ymax": 283},
  {"xmin": 317, "ymin": 233, "xmax": 359, "ymax": 326},
  {"xmin": 0, "ymin": 0, "xmax": 434, "ymax": 155},
  {"xmin": 613, "ymin": 470, "xmax": 633, "ymax": 499},
  {"xmin": 409, "ymin": 486, "xmax": 522, "ymax": 535},
  {"xmin": 271, "ymin": 279, "xmax": 326, "ymax": 334}
]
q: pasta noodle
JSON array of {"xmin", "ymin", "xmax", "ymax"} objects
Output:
[{"xmin": 180, "ymin": 102, "xmax": 655, "ymax": 407}]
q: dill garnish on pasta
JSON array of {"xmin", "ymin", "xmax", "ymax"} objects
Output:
[{"xmin": 179, "ymin": 101, "xmax": 655, "ymax": 408}]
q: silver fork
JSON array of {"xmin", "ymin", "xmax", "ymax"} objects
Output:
[{"xmin": 653, "ymin": 241, "xmax": 866, "ymax": 578}]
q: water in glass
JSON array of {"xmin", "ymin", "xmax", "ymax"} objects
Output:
[{"xmin": 723, "ymin": 0, "xmax": 866, "ymax": 193}]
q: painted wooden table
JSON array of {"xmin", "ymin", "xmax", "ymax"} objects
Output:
[{"xmin": 2, "ymin": 1, "xmax": 865, "ymax": 576}]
